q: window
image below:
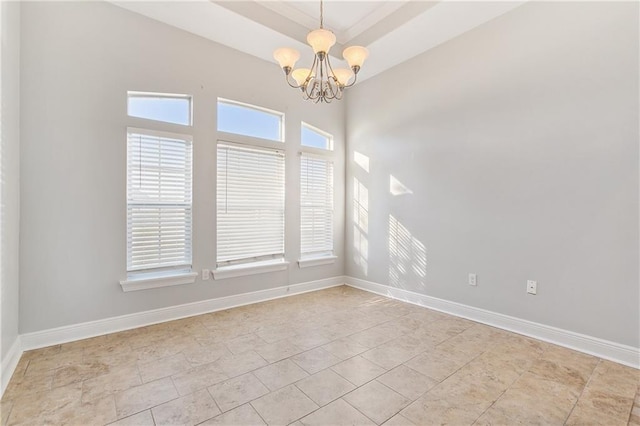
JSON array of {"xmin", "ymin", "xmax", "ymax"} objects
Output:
[
  {"xmin": 217, "ymin": 98, "xmax": 283, "ymax": 142},
  {"xmin": 126, "ymin": 129, "xmax": 193, "ymax": 275},
  {"xmin": 217, "ymin": 143, "xmax": 285, "ymax": 267},
  {"xmin": 299, "ymin": 124, "xmax": 335, "ymax": 268},
  {"xmin": 301, "ymin": 123, "xmax": 332, "ymax": 150},
  {"xmin": 300, "ymin": 155, "xmax": 334, "ymax": 258},
  {"xmin": 128, "ymin": 92, "xmax": 192, "ymax": 126}
]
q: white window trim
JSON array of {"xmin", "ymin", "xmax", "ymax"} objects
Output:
[
  {"xmin": 213, "ymin": 259, "xmax": 290, "ymax": 280},
  {"xmin": 297, "ymin": 255, "xmax": 337, "ymax": 269},
  {"xmin": 127, "ymin": 126, "xmax": 193, "ymax": 142},
  {"xmin": 120, "ymin": 271, "xmax": 197, "ymax": 292}
]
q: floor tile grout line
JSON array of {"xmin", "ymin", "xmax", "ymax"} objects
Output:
[
  {"xmin": 562, "ymin": 357, "xmax": 600, "ymax": 425},
  {"xmin": 468, "ymin": 368, "xmax": 526, "ymax": 425},
  {"xmin": 339, "ymin": 395, "xmax": 382, "ymax": 425}
]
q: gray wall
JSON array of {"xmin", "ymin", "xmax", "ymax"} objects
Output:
[
  {"xmin": 345, "ymin": 1, "xmax": 639, "ymax": 347},
  {"xmin": 19, "ymin": 1, "xmax": 345, "ymax": 333},
  {"xmin": 1, "ymin": 1, "xmax": 21, "ymax": 361}
]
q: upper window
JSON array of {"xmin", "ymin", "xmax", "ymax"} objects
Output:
[
  {"xmin": 126, "ymin": 128, "xmax": 193, "ymax": 273},
  {"xmin": 301, "ymin": 123, "xmax": 332, "ymax": 150},
  {"xmin": 128, "ymin": 92, "xmax": 192, "ymax": 126},
  {"xmin": 217, "ymin": 99, "xmax": 283, "ymax": 142}
]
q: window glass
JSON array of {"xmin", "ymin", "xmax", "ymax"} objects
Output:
[
  {"xmin": 302, "ymin": 123, "xmax": 332, "ymax": 150},
  {"xmin": 128, "ymin": 92, "xmax": 192, "ymax": 126},
  {"xmin": 217, "ymin": 100, "xmax": 283, "ymax": 142}
]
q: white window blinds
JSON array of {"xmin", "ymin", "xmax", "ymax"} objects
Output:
[
  {"xmin": 217, "ymin": 143, "xmax": 285, "ymax": 265},
  {"xmin": 127, "ymin": 129, "xmax": 193, "ymax": 272},
  {"xmin": 300, "ymin": 154, "xmax": 334, "ymax": 257}
]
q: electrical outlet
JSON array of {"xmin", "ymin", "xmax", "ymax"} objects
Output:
[
  {"xmin": 468, "ymin": 273, "xmax": 477, "ymax": 286},
  {"xmin": 527, "ymin": 280, "xmax": 537, "ymax": 295},
  {"xmin": 202, "ymin": 269, "xmax": 210, "ymax": 280}
]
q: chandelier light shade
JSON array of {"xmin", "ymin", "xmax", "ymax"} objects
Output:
[{"xmin": 273, "ymin": 0, "xmax": 369, "ymax": 103}]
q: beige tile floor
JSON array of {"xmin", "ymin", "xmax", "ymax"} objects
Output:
[{"xmin": 1, "ymin": 285, "xmax": 638, "ymax": 425}]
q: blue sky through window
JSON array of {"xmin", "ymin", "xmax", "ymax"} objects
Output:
[
  {"xmin": 217, "ymin": 101, "xmax": 282, "ymax": 141},
  {"xmin": 128, "ymin": 95, "xmax": 191, "ymax": 126},
  {"xmin": 302, "ymin": 125, "xmax": 331, "ymax": 150}
]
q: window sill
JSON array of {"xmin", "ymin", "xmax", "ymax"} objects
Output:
[
  {"xmin": 297, "ymin": 256, "xmax": 337, "ymax": 268},
  {"xmin": 120, "ymin": 271, "xmax": 197, "ymax": 292},
  {"xmin": 213, "ymin": 259, "xmax": 290, "ymax": 280}
]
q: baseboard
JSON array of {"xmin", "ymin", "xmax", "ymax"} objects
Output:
[
  {"xmin": 20, "ymin": 276, "xmax": 346, "ymax": 352},
  {"xmin": 1, "ymin": 336, "xmax": 23, "ymax": 396},
  {"xmin": 346, "ymin": 276, "xmax": 640, "ymax": 369}
]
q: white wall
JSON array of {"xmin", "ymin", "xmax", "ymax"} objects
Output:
[
  {"xmin": 345, "ymin": 2, "xmax": 639, "ymax": 347},
  {"xmin": 19, "ymin": 1, "xmax": 345, "ymax": 333},
  {"xmin": 1, "ymin": 1, "xmax": 21, "ymax": 362}
]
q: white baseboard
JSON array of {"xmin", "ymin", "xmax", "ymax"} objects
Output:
[
  {"xmin": 346, "ymin": 277, "xmax": 640, "ymax": 369},
  {"xmin": 20, "ymin": 276, "xmax": 346, "ymax": 352},
  {"xmin": 1, "ymin": 336, "xmax": 23, "ymax": 396}
]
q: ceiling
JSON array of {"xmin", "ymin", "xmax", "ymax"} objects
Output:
[{"xmin": 112, "ymin": 0, "xmax": 526, "ymax": 82}]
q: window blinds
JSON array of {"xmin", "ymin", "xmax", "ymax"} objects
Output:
[
  {"xmin": 300, "ymin": 154, "xmax": 334, "ymax": 257},
  {"xmin": 127, "ymin": 130, "xmax": 193, "ymax": 272},
  {"xmin": 217, "ymin": 143, "xmax": 285, "ymax": 265}
]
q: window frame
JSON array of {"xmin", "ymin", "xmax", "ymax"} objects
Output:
[
  {"xmin": 214, "ymin": 99, "xmax": 289, "ymax": 279},
  {"xmin": 298, "ymin": 124, "xmax": 337, "ymax": 268},
  {"xmin": 120, "ymin": 122, "xmax": 196, "ymax": 291}
]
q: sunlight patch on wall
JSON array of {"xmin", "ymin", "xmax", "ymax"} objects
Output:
[
  {"xmin": 353, "ymin": 178, "xmax": 369, "ymax": 276},
  {"xmin": 389, "ymin": 175, "xmax": 413, "ymax": 196},
  {"xmin": 388, "ymin": 214, "xmax": 426, "ymax": 289},
  {"xmin": 354, "ymin": 151, "xmax": 370, "ymax": 173}
]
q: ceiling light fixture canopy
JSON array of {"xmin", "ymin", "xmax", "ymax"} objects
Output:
[{"xmin": 273, "ymin": 0, "xmax": 369, "ymax": 103}]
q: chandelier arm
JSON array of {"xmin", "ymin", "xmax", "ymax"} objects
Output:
[
  {"xmin": 285, "ymin": 73, "xmax": 302, "ymax": 89},
  {"xmin": 342, "ymin": 72, "xmax": 358, "ymax": 88}
]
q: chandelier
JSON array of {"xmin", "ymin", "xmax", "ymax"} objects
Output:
[{"xmin": 273, "ymin": 0, "xmax": 369, "ymax": 103}]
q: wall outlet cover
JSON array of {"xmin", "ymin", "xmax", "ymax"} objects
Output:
[
  {"xmin": 527, "ymin": 280, "xmax": 537, "ymax": 295},
  {"xmin": 468, "ymin": 273, "xmax": 477, "ymax": 286}
]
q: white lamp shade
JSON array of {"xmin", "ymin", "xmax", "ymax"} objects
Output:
[
  {"xmin": 343, "ymin": 46, "xmax": 369, "ymax": 68},
  {"xmin": 332, "ymin": 68, "xmax": 353, "ymax": 86},
  {"xmin": 273, "ymin": 48, "xmax": 300, "ymax": 69},
  {"xmin": 307, "ymin": 29, "xmax": 336, "ymax": 54},
  {"xmin": 291, "ymin": 68, "xmax": 314, "ymax": 86}
]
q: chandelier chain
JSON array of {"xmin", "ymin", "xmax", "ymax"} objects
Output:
[{"xmin": 319, "ymin": 0, "xmax": 324, "ymax": 28}]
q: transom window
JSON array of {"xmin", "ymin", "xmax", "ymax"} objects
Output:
[
  {"xmin": 217, "ymin": 98, "xmax": 284, "ymax": 142},
  {"xmin": 301, "ymin": 122, "xmax": 333, "ymax": 150},
  {"xmin": 127, "ymin": 91, "xmax": 192, "ymax": 126}
]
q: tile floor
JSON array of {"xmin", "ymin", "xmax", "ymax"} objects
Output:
[{"xmin": 1, "ymin": 286, "xmax": 638, "ymax": 425}]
